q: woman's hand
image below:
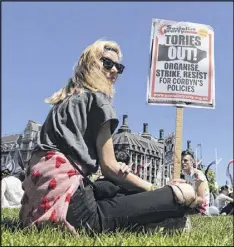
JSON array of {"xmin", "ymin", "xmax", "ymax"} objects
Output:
[
  {"xmin": 118, "ymin": 162, "xmax": 131, "ymax": 174},
  {"xmin": 97, "ymin": 121, "xmax": 154, "ymax": 192}
]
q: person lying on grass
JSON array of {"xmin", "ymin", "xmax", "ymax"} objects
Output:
[{"xmin": 19, "ymin": 39, "xmax": 203, "ymax": 235}]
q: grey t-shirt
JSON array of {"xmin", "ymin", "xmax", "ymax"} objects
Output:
[
  {"xmin": 36, "ymin": 90, "xmax": 119, "ymax": 174},
  {"xmin": 214, "ymin": 193, "xmax": 230, "ymax": 211}
]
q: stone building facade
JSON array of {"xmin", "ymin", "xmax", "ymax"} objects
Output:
[
  {"xmin": 1, "ymin": 134, "xmax": 21, "ymax": 165},
  {"xmin": 19, "ymin": 120, "xmax": 42, "ymax": 165},
  {"xmin": 1, "ymin": 120, "xmax": 42, "ymax": 167}
]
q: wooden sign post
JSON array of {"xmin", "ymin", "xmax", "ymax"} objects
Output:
[{"xmin": 173, "ymin": 107, "xmax": 184, "ymax": 179}]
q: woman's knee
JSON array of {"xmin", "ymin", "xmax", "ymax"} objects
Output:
[{"xmin": 167, "ymin": 183, "xmax": 198, "ymax": 207}]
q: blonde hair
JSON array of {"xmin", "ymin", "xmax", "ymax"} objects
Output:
[{"xmin": 45, "ymin": 40, "xmax": 122, "ymax": 105}]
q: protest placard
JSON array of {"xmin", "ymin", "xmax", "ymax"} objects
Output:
[{"xmin": 147, "ymin": 19, "xmax": 215, "ymax": 108}]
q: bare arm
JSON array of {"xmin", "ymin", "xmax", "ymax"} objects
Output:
[
  {"xmin": 224, "ymin": 195, "xmax": 234, "ymax": 203},
  {"xmin": 96, "ymin": 121, "xmax": 153, "ymax": 192},
  {"xmin": 169, "ymin": 178, "xmax": 186, "ymax": 184},
  {"xmin": 195, "ymin": 180, "xmax": 209, "ymax": 205}
]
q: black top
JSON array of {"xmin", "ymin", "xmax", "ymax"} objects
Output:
[{"xmin": 36, "ymin": 89, "xmax": 119, "ymax": 174}]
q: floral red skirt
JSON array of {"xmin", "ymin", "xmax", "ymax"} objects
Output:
[{"xmin": 19, "ymin": 150, "xmax": 84, "ymax": 234}]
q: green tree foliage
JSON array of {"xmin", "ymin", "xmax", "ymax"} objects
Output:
[{"xmin": 202, "ymin": 168, "xmax": 218, "ymax": 198}]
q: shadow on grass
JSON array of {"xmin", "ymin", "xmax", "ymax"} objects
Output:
[{"xmin": 1, "ymin": 217, "xmax": 23, "ymax": 233}]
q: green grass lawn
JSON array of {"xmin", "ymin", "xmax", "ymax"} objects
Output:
[{"xmin": 1, "ymin": 208, "xmax": 233, "ymax": 246}]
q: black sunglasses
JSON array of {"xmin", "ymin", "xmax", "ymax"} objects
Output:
[{"xmin": 101, "ymin": 57, "xmax": 125, "ymax": 74}]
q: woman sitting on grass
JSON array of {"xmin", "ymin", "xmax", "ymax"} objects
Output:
[{"xmin": 19, "ymin": 39, "xmax": 203, "ymax": 234}]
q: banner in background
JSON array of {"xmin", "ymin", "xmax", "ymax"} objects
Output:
[{"xmin": 164, "ymin": 133, "xmax": 175, "ymax": 178}]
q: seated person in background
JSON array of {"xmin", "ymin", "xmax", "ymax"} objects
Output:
[
  {"xmin": 171, "ymin": 150, "xmax": 210, "ymax": 216},
  {"xmin": 1, "ymin": 168, "xmax": 24, "ymax": 208},
  {"xmin": 222, "ymin": 191, "xmax": 234, "ymax": 215},
  {"xmin": 214, "ymin": 186, "xmax": 233, "ymax": 215}
]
